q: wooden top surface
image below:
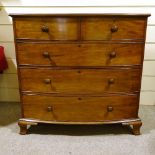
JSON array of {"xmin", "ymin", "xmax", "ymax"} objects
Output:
[{"xmin": 9, "ymin": 13, "xmax": 151, "ymax": 17}]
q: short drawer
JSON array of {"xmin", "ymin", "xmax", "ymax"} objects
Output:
[
  {"xmin": 22, "ymin": 94, "xmax": 139, "ymax": 122},
  {"xmin": 17, "ymin": 43, "xmax": 144, "ymax": 66},
  {"xmin": 14, "ymin": 17, "xmax": 79, "ymax": 40},
  {"xmin": 19, "ymin": 68, "xmax": 141, "ymax": 94},
  {"xmin": 81, "ymin": 17, "xmax": 146, "ymax": 40}
]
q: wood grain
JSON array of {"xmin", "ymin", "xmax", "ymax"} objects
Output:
[
  {"xmin": 10, "ymin": 14, "xmax": 150, "ymax": 134},
  {"xmin": 81, "ymin": 17, "xmax": 146, "ymax": 41},
  {"xmin": 16, "ymin": 43, "xmax": 144, "ymax": 66},
  {"xmin": 14, "ymin": 17, "xmax": 79, "ymax": 40},
  {"xmin": 22, "ymin": 94, "xmax": 139, "ymax": 122},
  {"xmin": 1, "ymin": 25, "xmax": 155, "ymax": 42},
  {"xmin": 19, "ymin": 68, "xmax": 141, "ymax": 94},
  {"xmin": 14, "ymin": 16, "xmax": 147, "ymax": 41}
]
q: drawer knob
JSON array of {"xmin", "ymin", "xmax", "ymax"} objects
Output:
[
  {"xmin": 47, "ymin": 106, "xmax": 53, "ymax": 112},
  {"xmin": 44, "ymin": 78, "xmax": 51, "ymax": 84},
  {"xmin": 111, "ymin": 25, "xmax": 118, "ymax": 33},
  {"xmin": 43, "ymin": 51, "xmax": 50, "ymax": 58},
  {"xmin": 41, "ymin": 25, "xmax": 49, "ymax": 32},
  {"xmin": 108, "ymin": 78, "xmax": 115, "ymax": 84},
  {"xmin": 109, "ymin": 51, "xmax": 116, "ymax": 58},
  {"xmin": 107, "ymin": 106, "xmax": 113, "ymax": 112}
]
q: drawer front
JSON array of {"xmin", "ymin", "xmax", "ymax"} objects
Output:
[
  {"xmin": 81, "ymin": 17, "xmax": 146, "ymax": 40},
  {"xmin": 22, "ymin": 94, "xmax": 139, "ymax": 122},
  {"xmin": 17, "ymin": 43, "xmax": 143, "ymax": 66},
  {"xmin": 14, "ymin": 17, "xmax": 79, "ymax": 40},
  {"xmin": 19, "ymin": 68, "xmax": 141, "ymax": 94}
]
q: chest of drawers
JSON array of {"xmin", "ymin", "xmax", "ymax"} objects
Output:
[{"xmin": 10, "ymin": 14, "xmax": 150, "ymax": 135}]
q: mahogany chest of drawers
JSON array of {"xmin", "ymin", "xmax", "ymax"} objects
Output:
[{"xmin": 10, "ymin": 14, "xmax": 150, "ymax": 135}]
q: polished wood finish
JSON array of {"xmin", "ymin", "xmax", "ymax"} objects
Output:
[
  {"xmin": 19, "ymin": 68, "xmax": 141, "ymax": 94},
  {"xmin": 130, "ymin": 121, "xmax": 142, "ymax": 135},
  {"xmin": 22, "ymin": 94, "xmax": 138, "ymax": 122},
  {"xmin": 11, "ymin": 14, "xmax": 150, "ymax": 135},
  {"xmin": 14, "ymin": 17, "xmax": 79, "ymax": 40},
  {"xmin": 18, "ymin": 118, "xmax": 142, "ymax": 135},
  {"xmin": 17, "ymin": 43, "xmax": 144, "ymax": 66},
  {"xmin": 18, "ymin": 119, "xmax": 37, "ymax": 135},
  {"xmin": 81, "ymin": 17, "xmax": 146, "ymax": 40},
  {"xmin": 18, "ymin": 121, "xmax": 27, "ymax": 135},
  {"xmin": 14, "ymin": 16, "xmax": 146, "ymax": 41},
  {"xmin": 10, "ymin": 13, "xmax": 151, "ymax": 17},
  {"xmin": 123, "ymin": 120, "xmax": 142, "ymax": 135}
]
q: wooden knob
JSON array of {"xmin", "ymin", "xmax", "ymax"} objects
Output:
[
  {"xmin": 78, "ymin": 97, "xmax": 82, "ymax": 100},
  {"xmin": 109, "ymin": 51, "xmax": 116, "ymax": 58},
  {"xmin": 42, "ymin": 51, "xmax": 49, "ymax": 58},
  {"xmin": 111, "ymin": 25, "xmax": 118, "ymax": 33},
  {"xmin": 41, "ymin": 25, "xmax": 49, "ymax": 32},
  {"xmin": 47, "ymin": 106, "xmax": 52, "ymax": 112},
  {"xmin": 107, "ymin": 106, "xmax": 113, "ymax": 112},
  {"xmin": 44, "ymin": 79, "xmax": 51, "ymax": 84},
  {"xmin": 108, "ymin": 78, "xmax": 115, "ymax": 84}
]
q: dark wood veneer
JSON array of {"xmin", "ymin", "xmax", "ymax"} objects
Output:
[
  {"xmin": 22, "ymin": 94, "xmax": 139, "ymax": 122},
  {"xmin": 19, "ymin": 68, "xmax": 141, "ymax": 94},
  {"xmin": 16, "ymin": 43, "xmax": 144, "ymax": 66},
  {"xmin": 10, "ymin": 13, "xmax": 150, "ymax": 135},
  {"xmin": 14, "ymin": 16, "xmax": 147, "ymax": 41},
  {"xmin": 10, "ymin": 13, "xmax": 151, "ymax": 17}
]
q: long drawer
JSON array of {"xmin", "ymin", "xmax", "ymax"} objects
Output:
[
  {"xmin": 19, "ymin": 68, "xmax": 141, "ymax": 94},
  {"xmin": 17, "ymin": 43, "xmax": 144, "ymax": 66},
  {"xmin": 22, "ymin": 94, "xmax": 139, "ymax": 122},
  {"xmin": 14, "ymin": 17, "xmax": 146, "ymax": 41}
]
